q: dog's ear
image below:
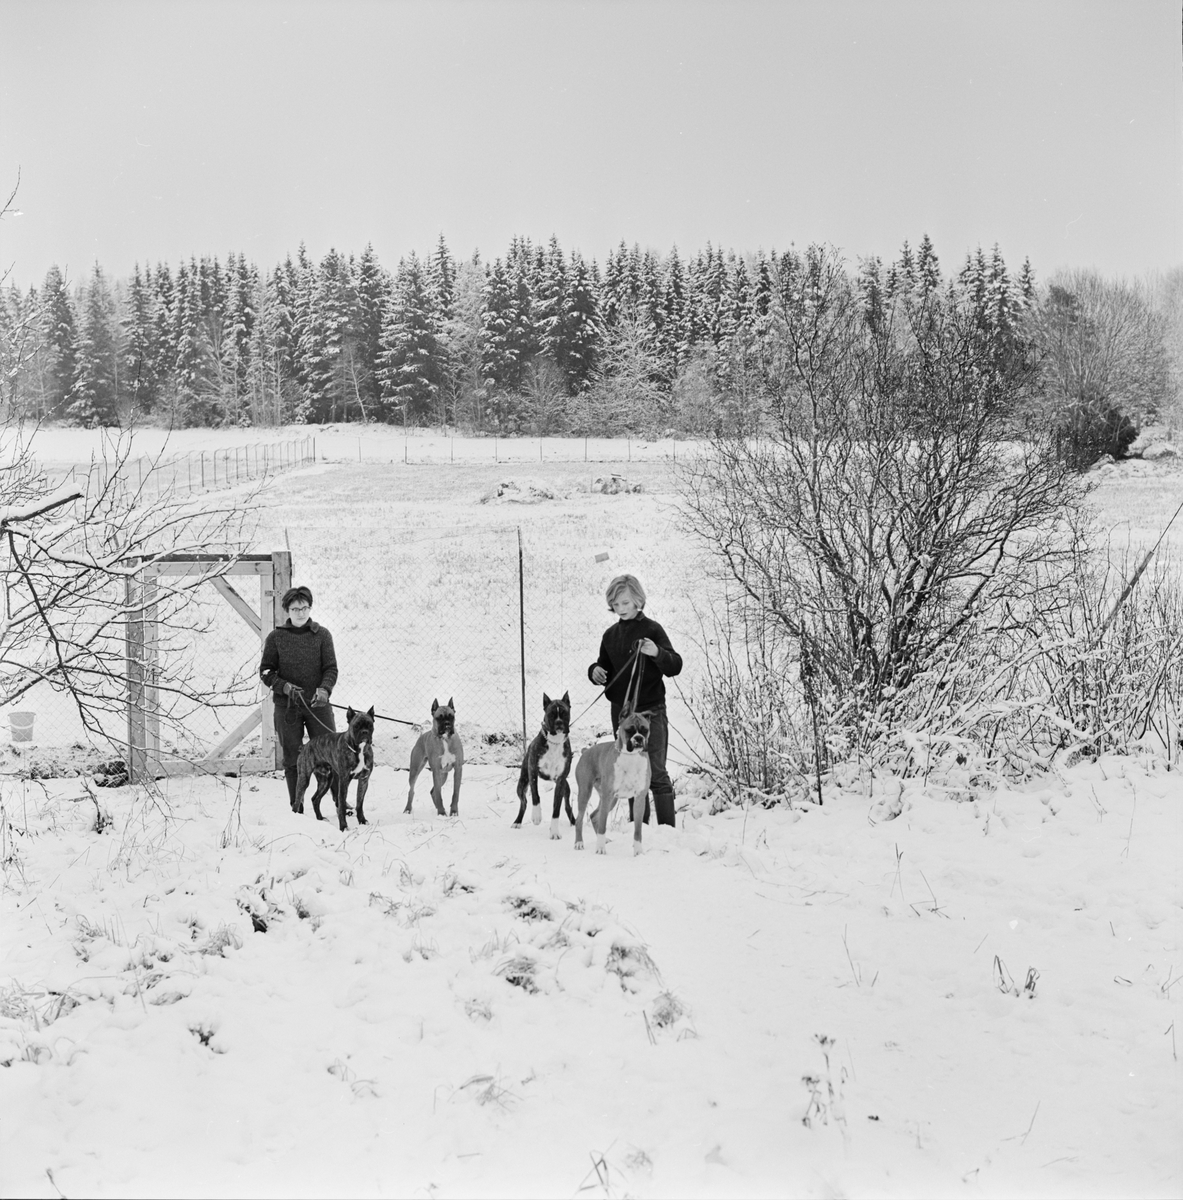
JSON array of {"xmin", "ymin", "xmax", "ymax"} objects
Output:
[
  {"xmin": 447, "ymin": 697, "xmax": 454, "ymax": 709},
  {"xmin": 620, "ymin": 699, "xmax": 633, "ymax": 721},
  {"xmin": 431, "ymin": 698, "xmax": 439, "ymax": 713},
  {"xmin": 542, "ymin": 692, "xmax": 552, "ymax": 709},
  {"xmin": 561, "ymin": 690, "xmax": 570, "ymax": 706},
  {"xmin": 346, "ymin": 707, "xmax": 356, "ymax": 721},
  {"xmin": 366, "ymin": 706, "xmax": 375, "ymax": 718}
]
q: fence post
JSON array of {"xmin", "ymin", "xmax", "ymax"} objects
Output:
[
  {"xmin": 270, "ymin": 550, "xmax": 293, "ymax": 770},
  {"xmin": 517, "ymin": 526, "xmax": 527, "ymax": 752},
  {"xmin": 125, "ymin": 564, "xmax": 147, "ymax": 783},
  {"xmin": 144, "ymin": 569, "xmax": 160, "ymax": 777},
  {"xmin": 200, "ymin": 452, "xmax": 205, "ymax": 489},
  {"xmin": 628, "ymin": 438, "xmax": 631, "ymax": 462}
]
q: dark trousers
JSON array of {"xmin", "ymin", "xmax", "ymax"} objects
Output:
[
  {"xmin": 610, "ymin": 701, "xmax": 676, "ymax": 827},
  {"xmin": 275, "ymin": 698, "xmax": 336, "ymax": 803}
]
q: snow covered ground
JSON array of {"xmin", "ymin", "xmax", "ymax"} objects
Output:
[
  {"xmin": 2, "ymin": 430, "xmax": 1181, "ymax": 1197},
  {"xmin": 2, "ymin": 753, "xmax": 1179, "ymax": 1198}
]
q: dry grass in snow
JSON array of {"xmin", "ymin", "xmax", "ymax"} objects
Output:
[{"xmin": 1, "ymin": 754, "xmax": 1180, "ymax": 1198}]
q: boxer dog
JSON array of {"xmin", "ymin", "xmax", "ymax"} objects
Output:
[
  {"xmin": 293, "ymin": 706, "xmax": 375, "ymax": 832},
  {"xmin": 406, "ymin": 698, "xmax": 464, "ymax": 817},
  {"xmin": 573, "ymin": 706, "xmax": 651, "ymax": 855},
  {"xmin": 514, "ymin": 691, "xmax": 574, "ymax": 836}
]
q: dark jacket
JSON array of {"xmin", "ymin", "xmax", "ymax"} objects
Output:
[
  {"xmin": 260, "ymin": 620, "xmax": 339, "ymax": 702},
  {"xmin": 588, "ymin": 613, "xmax": 682, "ymax": 712}
]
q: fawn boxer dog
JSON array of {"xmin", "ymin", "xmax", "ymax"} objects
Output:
[
  {"xmin": 406, "ymin": 698, "xmax": 464, "ymax": 816},
  {"xmin": 514, "ymin": 691, "xmax": 574, "ymax": 836},
  {"xmin": 293, "ymin": 706, "xmax": 375, "ymax": 832},
  {"xmin": 573, "ymin": 707, "xmax": 651, "ymax": 855}
]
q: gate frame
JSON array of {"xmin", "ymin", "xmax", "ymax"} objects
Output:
[{"xmin": 126, "ymin": 550, "xmax": 292, "ymax": 781}]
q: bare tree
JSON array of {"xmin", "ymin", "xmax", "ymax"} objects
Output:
[
  {"xmin": 1029, "ymin": 269, "xmax": 1174, "ymax": 440},
  {"xmin": 0, "ymin": 422, "xmax": 260, "ymax": 751},
  {"xmin": 680, "ymin": 244, "xmax": 1084, "ymax": 764}
]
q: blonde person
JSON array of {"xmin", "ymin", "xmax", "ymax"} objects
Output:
[{"xmin": 587, "ymin": 574, "xmax": 682, "ymax": 826}]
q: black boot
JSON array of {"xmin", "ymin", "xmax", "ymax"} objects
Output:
[{"xmin": 285, "ymin": 766, "xmax": 299, "ymax": 810}]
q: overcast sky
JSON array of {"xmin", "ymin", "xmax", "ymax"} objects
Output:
[{"xmin": 1, "ymin": 0, "xmax": 1179, "ymax": 290}]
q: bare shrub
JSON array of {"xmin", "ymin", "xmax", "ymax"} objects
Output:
[
  {"xmin": 0, "ymin": 422, "xmax": 258, "ymax": 752},
  {"xmin": 680, "ymin": 242, "xmax": 1084, "ymax": 787}
]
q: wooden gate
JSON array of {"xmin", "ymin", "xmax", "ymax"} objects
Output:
[{"xmin": 125, "ymin": 551, "xmax": 292, "ymax": 781}]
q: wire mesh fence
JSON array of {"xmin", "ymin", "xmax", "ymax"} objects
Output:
[
  {"xmin": 53, "ymin": 436, "xmax": 315, "ymax": 501},
  {"xmin": 355, "ymin": 435, "xmax": 700, "ymax": 466},
  {"xmin": 4, "ymin": 435, "xmax": 697, "ymax": 781},
  {"xmin": 1, "ymin": 439, "xmax": 313, "ymax": 771}
]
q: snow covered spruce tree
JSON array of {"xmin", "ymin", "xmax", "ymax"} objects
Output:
[
  {"xmin": 0, "ymin": 425, "xmax": 257, "ymax": 752},
  {"xmin": 680, "ymin": 240, "xmax": 1085, "ymax": 792}
]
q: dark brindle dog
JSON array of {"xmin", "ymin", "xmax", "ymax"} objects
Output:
[
  {"xmin": 514, "ymin": 691, "xmax": 574, "ymax": 836},
  {"xmin": 293, "ymin": 705, "xmax": 375, "ymax": 832}
]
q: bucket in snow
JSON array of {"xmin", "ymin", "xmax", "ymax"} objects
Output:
[{"xmin": 8, "ymin": 712, "xmax": 35, "ymax": 742}]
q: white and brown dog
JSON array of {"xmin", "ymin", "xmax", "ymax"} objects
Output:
[
  {"xmin": 573, "ymin": 707, "xmax": 651, "ymax": 855},
  {"xmin": 405, "ymin": 698, "xmax": 464, "ymax": 817}
]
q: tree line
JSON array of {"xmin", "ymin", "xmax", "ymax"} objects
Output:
[{"xmin": 1, "ymin": 233, "xmax": 1178, "ymax": 463}]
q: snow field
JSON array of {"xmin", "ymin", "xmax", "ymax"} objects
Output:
[{"xmin": 2, "ymin": 752, "xmax": 1179, "ymax": 1198}]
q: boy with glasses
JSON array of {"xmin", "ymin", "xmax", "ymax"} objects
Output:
[{"xmin": 259, "ymin": 586, "xmax": 339, "ymax": 809}]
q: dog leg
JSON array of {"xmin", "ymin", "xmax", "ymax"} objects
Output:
[
  {"xmin": 528, "ymin": 770, "xmax": 543, "ymax": 824},
  {"xmin": 429, "ymin": 767, "xmax": 448, "ymax": 817},
  {"xmin": 593, "ymin": 796, "xmax": 613, "ymax": 855},
  {"xmin": 574, "ymin": 781, "xmax": 593, "ymax": 850},
  {"xmin": 449, "ymin": 761, "xmax": 462, "ymax": 817},
  {"xmin": 513, "ymin": 758, "xmax": 530, "ymax": 827},
  {"xmin": 355, "ymin": 773, "xmax": 369, "ymax": 826},
  {"xmin": 405, "ymin": 745, "xmax": 423, "ymax": 814},
  {"xmin": 310, "ymin": 770, "xmax": 333, "ymax": 822},
  {"xmin": 560, "ymin": 774, "xmax": 575, "ymax": 826},
  {"xmin": 633, "ymin": 787, "xmax": 646, "ymax": 855},
  {"xmin": 293, "ymin": 763, "xmax": 311, "ymax": 814},
  {"xmin": 335, "ymin": 776, "xmax": 350, "ymax": 832}
]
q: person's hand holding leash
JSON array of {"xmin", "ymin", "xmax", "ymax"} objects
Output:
[
  {"xmin": 591, "ymin": 666, "xmax": 608, "ymax": 686},
  {"xmin": 312, "ymin": 687, "xmax": 330, "ymax": 708},
  {"xmin": 636, "ymin": 638, "xmax": 659, "ymax": 658},
  {"xmin": 283, "ymin": 682, "xmax": 304, "ymax": 701}
]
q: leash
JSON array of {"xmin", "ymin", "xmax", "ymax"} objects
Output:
[
  {"xmin": 288, "ymin": 691, "xmax": 420, "ymax": 734},
  {"xmin": 326, "ymin": 700, "xmax": 420, "ymax": 729},
  {"xmin": 567, "ymin": 643, "xmax": 645, "ymax": 728}
]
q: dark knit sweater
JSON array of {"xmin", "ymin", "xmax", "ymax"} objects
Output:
[
  {"xmin": 259, "ymin": 620, "xmax": 339, "ymax": 700},
  {"xmin": 587, "ymin": 613, "xmax": 682, "ymax": 711}
]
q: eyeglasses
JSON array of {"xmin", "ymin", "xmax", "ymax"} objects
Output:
[{"xmin": 288, "ymin": 604, "xmax": 311, "ymax": 614}]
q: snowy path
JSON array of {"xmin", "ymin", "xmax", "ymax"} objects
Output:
[{"xmin": 2, "ymin": 757, "xmax": 1180, "ymax": 1197}]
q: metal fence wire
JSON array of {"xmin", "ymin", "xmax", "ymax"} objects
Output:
[
  {"xmin": 5, "ymin": 435, "xmax": 687, "ymax": 777},
  {"xmin": 0, "ymin": 439, "xmax": 314, "ymax": 768}
]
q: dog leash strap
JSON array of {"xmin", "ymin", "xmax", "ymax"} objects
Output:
[
  {"xmin": 294, "ymin": 692, "xmax": 339, "ymax": 734},
  {"xmin": 568, "ymin": 645, "xmax": 642, "ymax": 728},
  {"xmin": 326, "ymin": 701, "xmax": 419, "ymax": 728}
]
